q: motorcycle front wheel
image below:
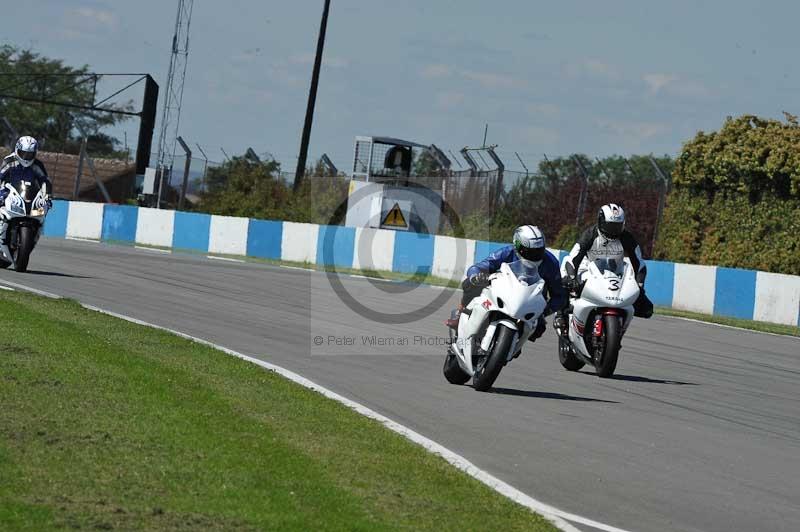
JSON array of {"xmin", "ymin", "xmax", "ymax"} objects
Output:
[
  {"xmin": 13, "ymin": 225, "xmax": 36, "ymax": 273},
  {"xmin": 473, "ymin": 326, "xmax": 515, "ymax": 392},
  {"xmin": 595, "ymin": 315, "xmax": 621, "ymax": 378}
]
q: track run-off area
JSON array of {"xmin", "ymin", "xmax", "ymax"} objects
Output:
[{"xmin": 2, "ymin": 237, "xmax": 799, "ymax": 532}]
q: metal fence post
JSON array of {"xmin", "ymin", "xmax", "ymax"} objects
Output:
[
  {"xmin": 649, "ymin": 157, "xmax": 671, "ymax": 255},
  {"xmin": 572, "ymin": 155, "xmax": 590, "ymax": 227},
  {"xmin": 74, "ymin": 137, "xmax": 87, "ymax": 200},
  {"xmin": 177, "ymin": 136, "xmax": 192, "ymax": 210}
]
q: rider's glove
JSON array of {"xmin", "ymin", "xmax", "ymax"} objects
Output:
[
  {"xmin": 469, "ymin": 271, "xmax": 490, "ymax": 287},
  {"xmin": 43, "ymin": 195, "xmax": 53, "ymax": 209},
  {"xmin": 0, "ymin": 188, "xmax": 8, "ymax": 203}
]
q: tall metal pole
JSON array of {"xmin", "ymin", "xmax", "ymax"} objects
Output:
[
  {"xmin": 293, "ymin": 0, "xmax": 331, "ymax": 191},
  {"xmin": 177, "ymin": 136, "xmax": 192, "ymax": 210}
]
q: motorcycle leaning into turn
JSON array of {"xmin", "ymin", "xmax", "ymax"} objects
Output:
[{"xmin": 443, "ymin": 260, "xmax": 548, "ymax": 391}]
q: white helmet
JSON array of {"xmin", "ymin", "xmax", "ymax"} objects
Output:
[
  {"xmin": 512, "ymin": 225, "xmax": 546, "ymax": 267},
  {"xmin": 14, "ymin": 136, "xmax": 38, "ymax": 168},
  {"xmin": 598, "ymin": 203, "xmax": 625, "ymax": 239}
]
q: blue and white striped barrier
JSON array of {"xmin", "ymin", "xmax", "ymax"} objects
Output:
[{"xmin": 42, "ymin": 200, "xmax": 800, "ymax": 327}]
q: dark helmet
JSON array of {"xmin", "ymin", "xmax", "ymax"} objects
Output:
[{"xmin": 598, "ymin": 203, "xmax": 625, "ymax": 239}]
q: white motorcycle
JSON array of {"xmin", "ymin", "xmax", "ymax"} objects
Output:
[
  {"xmin": 557, "ymin": 257, "xmax": 639, "ymax": 378},
  {"xmin": 443, "ymin": 261, "xmax": 547, "ymax": 392},
  {"xmin": 0, "ymin": 180, "xmax": 50, "ymax": 272}
]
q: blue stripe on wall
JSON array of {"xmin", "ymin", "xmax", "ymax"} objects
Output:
[
  {"xmin": 474, "ymin": 240, "xmax": 507, "ymax": 263},
  {"xmin": 713, "ymin": 267, "xmax": 757, "ymax": 320},
  {"xmin": 317, "ymin": 225, "xmax": 355, "ymax": 268},
  {"xmin": 646, "ymin": 260, "xmax": 675, "ymax": 307},
  {"xmin": 101, "ymin": 205, "xmax": 139, "ymax": 242},
  {"xmin": 393, "ymin": 231, "xmax": 435, "ymax": 274},
  {"xmin": 43, "ymin": 200, "xmax": 68, "ymax": 237},
  {"xmin": 246, "ymin": 219, "xmax": 282, "ymax": 260},
  {"xmin": 172, "ymin": 211, "xmax": 211, "ymax": 252}
]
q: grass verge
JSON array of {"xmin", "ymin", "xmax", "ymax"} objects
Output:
[
  {"xmin": 0, "ymin": 290, "xmax": 556, "ymax": 531},
  {"xmin": 654, "ymin": 306, "xmax": 799, "ymax": 337}
]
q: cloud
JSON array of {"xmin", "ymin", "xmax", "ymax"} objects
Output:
[
  {"xmin": 566, "ymin": 59, "xmax": 620, "ymax": 80},
  {"xmin": 289, "ymin": 52, "xmax": 349, "ymax": 68},
  {"xmin": 596, "ymin": 119, "xmax": 669, "ymax": 140},
  {"xmin": 435, "ymin": 91, "xmax": 466, "ymax": 110},
  {"xmin": 420, "ymin": 64, "xmax": 453, "ymax": 79},
  {"xmin": 643, "ymin": 73, "xmax": 678, "ymax": 94},
  {"xmin": 69, "ymin": 7, "xmax": 118, "ymax": 28},
  {"xmin": 419, "ymin": 64, "xmax": 525, "ymax": 89},
  {"xmin": 461, "ymin": 70, "xmax": 524, "ymax": 89},
  {"xmin": 643, "ymin": 73, "xmax": 711, "ymax": 98},
  {"xmin": 57, "ymin": 6, "xmax": 118, "ymax": 40},
  {"xmin": 526, "ymin": 103, "xmax": 560, "ymax": 117}
]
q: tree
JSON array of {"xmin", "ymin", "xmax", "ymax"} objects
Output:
[
  {"xmin": 0, "ymin": 45, "xmax": 132, "ymax": 156},
  {"xmin": 673, "ymin": 113, "xmax": 800, "ymax": 198}
]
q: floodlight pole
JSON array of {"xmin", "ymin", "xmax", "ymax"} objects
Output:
[{"xmin": 294, "ymin": 0, "xmax": 331, "ymax": 191}]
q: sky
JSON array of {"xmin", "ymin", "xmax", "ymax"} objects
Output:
[{"xmin": 2, "ymin": 0, "xmax": 798, "ymax": 174}]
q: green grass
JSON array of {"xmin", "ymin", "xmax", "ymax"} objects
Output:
[
  {"xmin": 654, "ymin": 306, "xmax": 800, "ymax": 337},
  {"xmin": 0, "ymin": 291, "xmax": 556, "ymax": 531}
]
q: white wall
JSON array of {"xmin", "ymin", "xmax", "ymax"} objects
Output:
[
  {"xmin": 281, "ymin": 222, "xmax": 319, "ymax": 263},
  {"xmin": 754, "ymin": 272, "xmax": 800, "ymax": 326},
  {"xmin": 432, "ymin": 236, "xmax": 476, "ymax": 281},
  {"xmin": 65, "ymin": 201, "xmax": 104, "ymax": 240},
  {"xmin": 672, "ymin": 263, "xmax": 717, "ymax": 314},
  {"xmin": 135, "ymin": 207, "xmax": 175, "ymax": 248},
  {"xmin": 351, "ymin": 227, "xmax": 395, "ymax": 271},
  {"xmin": 208, "ymin": 215, "xmax": 249, "ymax": 256}
]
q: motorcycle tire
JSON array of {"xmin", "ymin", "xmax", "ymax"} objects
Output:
[
  {"xmin": 443, "ymin": 353, "xmax": 470, "ymax": 385},
  {"xmin": 473, "ymin": 326, "xmax": 515, "ymax": 392},
  {"xmin": 558, "ymin": 336, "xmax": 585, "ymax": 371},
  {"xmin": 595, "ymin": 315, "xmax": 621, "ymax": 378},
  {"xmin": 13, "ymin": 225, "xmax": 35, "ymax": 273}
]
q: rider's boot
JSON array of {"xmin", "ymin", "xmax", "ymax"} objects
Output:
[
  {"xmin": 445, "ymin": 303, "xmax": 469, "ymax": 330},
  {"xmin": 553, "ymin": 308, "xmax": 570, "ymax": 336}
]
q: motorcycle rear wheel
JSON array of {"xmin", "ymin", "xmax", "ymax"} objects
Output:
[
  {"xmin": 473, "ymin": 326, "xmax": 515, "ymax": 392},
  {"xmin": 558, "ymin": 336, "xmax": 585, "ymax": 371}
]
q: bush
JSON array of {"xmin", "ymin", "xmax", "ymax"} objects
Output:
[{"xmin": 655, "ymin": 190, "xmax": 800, "ymax": 275}]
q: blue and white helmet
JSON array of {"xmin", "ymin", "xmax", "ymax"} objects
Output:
[
  {"xmin": 512, "ymin": 225, "xmax": 546, "ymax": 267},
  {"xmin": 14, "ymin": 136, "xmax": 38, "ymax": 168}
]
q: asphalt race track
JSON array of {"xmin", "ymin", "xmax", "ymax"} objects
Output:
[{"xmin": 3, "ymin": 238, "xmax": 799, "ymax": 532}]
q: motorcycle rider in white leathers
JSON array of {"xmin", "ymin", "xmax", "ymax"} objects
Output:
[
  {"xmin": 554, "ymin": 203, "xmax": 653, "ymax": 333},
  {"xmin": 0, "ymin": 136, "xmax": 53, "ymax": 245}
]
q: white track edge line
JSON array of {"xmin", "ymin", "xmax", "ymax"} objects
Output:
[
  {"xmin": 135, "ymin": 245, "xmax": 172, "ymax": 254},
  {"xmin": 65, "ymin": 236, "xmax": 99, "ymax": 243},
  {"xmin": 207, "ymin": 255, "xmax": 245, "ymax": 263},
  {"xmin": 0, "ymin": 277, "xmax": 637, "ymax": 532},
  {"xmin": 660, "ymin": 314, "xmax": 799, "ymax": 340}
]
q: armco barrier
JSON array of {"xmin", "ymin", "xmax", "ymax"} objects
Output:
[{"xmin": 40, "ymin": 201, "xmax": 800, "ymax": 327}]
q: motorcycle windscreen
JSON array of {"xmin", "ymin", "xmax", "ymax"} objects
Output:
[
  {"xmin": 507, "ymin": 260, "xmax": 541, "ymax": 285},
  {"xmin": 10, "ymin": 177, "xmax": 41, "ymax": 202},
  {"xmin": 594, "ymin": 257, "xmax": 624, "ymax": 275}
]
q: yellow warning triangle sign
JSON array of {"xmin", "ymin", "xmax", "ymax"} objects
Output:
[{"xmin": 382, "ymin": 203, "xmax": 407, "ymax": 227}]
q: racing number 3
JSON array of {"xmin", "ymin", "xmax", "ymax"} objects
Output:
[{"xmin": 608, "ymin": 279, "xmax": 620, "ymax": 291}]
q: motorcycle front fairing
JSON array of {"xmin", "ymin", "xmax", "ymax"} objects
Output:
[
  {"xmin": 454, "ymin": 261, "xmax": 547, "ymax": 375},
  {"xmin": 568, "ymin": 258, "xmax": 638, "ymax": 359},
  {"xmin": 0, "ymin": 181, "xmax": 49, "ymax": 264}
]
